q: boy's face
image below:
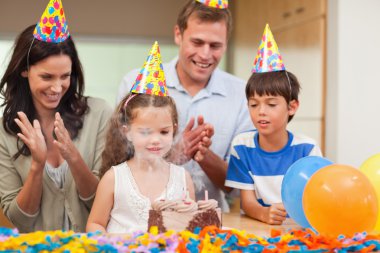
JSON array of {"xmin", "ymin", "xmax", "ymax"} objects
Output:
[
  {"xmin": 174, "ymin": 14, "xmax": 227, "ymax": 87},
  {"xmin": 248, "ymin": 94, "xmax": 299, "ymax": 137}
]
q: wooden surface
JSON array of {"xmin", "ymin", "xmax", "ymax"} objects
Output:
[
  {"xmin": 0, "ymin": 207, "xmax": 13, "ymax": 228},
  {"xmin": 1, "ymin": 208, "xmax": 302, "ymax": 235},
  {"xmin": 222, "ymin": 212, "xmax": 301, "ymax": 236}
]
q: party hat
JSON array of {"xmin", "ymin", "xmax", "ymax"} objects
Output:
[
  {"xmin": 130, "ymin": 41, "xmax": 168, "ymax": 96},
  {"xmin": 196, "ymin": 0, "xmax": 228, "ymax": 9},
  {"xmin": 252, "ymin": 24, "xmax": 285, "ymax": 73},
  {"xmin": 33, "ymin": 0, "xmax": 70, "ymax": 43}
]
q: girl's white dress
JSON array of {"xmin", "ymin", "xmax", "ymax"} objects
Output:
[{"xmin": 106, "ymin": 162, "xmax": 187, "ymax": 233}]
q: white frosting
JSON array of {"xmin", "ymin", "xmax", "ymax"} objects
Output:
[
  {"xmin": 197, "ymin": 199, "xmax": 218, "ymax": 210},
  {"xmin": 151, "ymin": 199, "xmax": 198, "ymax": 213},
  {"xmin": 174, "ymin": 199, "xmax": 198, "ymax": 213},
  {"xmin": 152, "ymin": 199, "xmax": 178, "ymax": 211}
]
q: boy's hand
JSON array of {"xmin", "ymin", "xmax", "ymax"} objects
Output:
[{"xmin": 264, "ymin": 203, "xmax": 287, "ymax": 225}]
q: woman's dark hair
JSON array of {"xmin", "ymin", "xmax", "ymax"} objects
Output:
[
  {"xmin": 0, "ymin": 24, "xmax": 88, "ymax": 159},
  {"xmin": 245, "ymin": 71, "xmax": 300, "ymax": 122},
  {"xmin": 99, "ymin": 93, "xmax": 178, "ymax": 178}
]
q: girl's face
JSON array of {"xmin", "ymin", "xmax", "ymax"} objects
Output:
[
  {"xmin": 248, "ymin": 94, "xmax": 298, "ymax": 137},
  {"xmin": 22, "ymin": 54, "xmax": 71, "ymax": 115},
  {"xmin": 126, "ymin": 106, "xmax": 175, "ymax": 160}
]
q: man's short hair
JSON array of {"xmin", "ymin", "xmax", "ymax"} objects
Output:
[{"xmin": 176, "ymin": 0, "xmax": 232, "ymax": 38}]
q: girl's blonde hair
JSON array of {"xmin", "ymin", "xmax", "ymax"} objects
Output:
[{"xmin": 99, "ymin": 93, "xmax": 178, "ymax": 178}]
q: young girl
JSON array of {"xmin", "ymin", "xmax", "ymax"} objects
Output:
[{"xmin": 86, "ymin": 93, "xmax": 195, "ymax": 233}]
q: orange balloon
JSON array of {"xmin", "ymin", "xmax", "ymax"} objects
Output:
[{"xmin": 303, "ymin": 164, "xmax": 378, "ymax": 237}]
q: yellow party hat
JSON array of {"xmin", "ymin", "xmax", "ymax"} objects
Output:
[
  {"xmin": 252, "ymin": 24, "xmax": 285, "ymax": 73},
  {"xmin": 130, "ymin": 41, "xmax": 168, "ymax": 96}
]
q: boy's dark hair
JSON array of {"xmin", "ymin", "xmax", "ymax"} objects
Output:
[
  {"xmin": 99, "ymin": 93, "xmax": 178, "ymax": 178},
  {"xmin": 0, "ymin": 24, "xmax": 88, "ymax": 160},
  {"xmin": 177, "ymin": 0, "xmax": 232, "ymax": 38},
  {"xmin": 245, "ymin": 71, "xmax": 300, "ymax": 122}
]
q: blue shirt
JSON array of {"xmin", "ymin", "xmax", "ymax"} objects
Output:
[
  {"xmin": 225, "ymin": 130, "xmax": 322, "ymax": 206},
  {"xmin": 117, "ymin": 57, "xmax": 253, "ymax": 211}
]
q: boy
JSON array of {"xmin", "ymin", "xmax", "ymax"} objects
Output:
[{"xmin": 225, "ymin": 24, "xmax": 322, "ymax": 225}]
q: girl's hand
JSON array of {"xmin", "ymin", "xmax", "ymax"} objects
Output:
[
  {"xmin": 53, "ymin": 112, "xmax": 79, "ymax": 162},
  {"xmin": 264, "ymin": 203, "xmax": 287, "ymax": 225},
  {"xmin": 14, "ymin": 112, "xmax": 47, "ymax": 166}
]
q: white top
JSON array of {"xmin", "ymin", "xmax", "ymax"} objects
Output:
[
  {"xmin": 45, "ymin": 161, "xmax": 70, "ymax": 230},
  {"xmin": 106, "ymin": 162, "xmax": 187, "ymax": 233},
  {"xmin": 117, "ymin": 58, "xmax": 253, "ymax": 211}
]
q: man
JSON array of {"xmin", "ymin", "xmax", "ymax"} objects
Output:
[{"xmin": 117, "ymin": 0, "xmax": 252, "ymax": 211}]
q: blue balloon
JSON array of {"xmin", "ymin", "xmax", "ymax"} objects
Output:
[{"xmin": 281, "ymin": 156, "xmax": 333, "ymax": 227}]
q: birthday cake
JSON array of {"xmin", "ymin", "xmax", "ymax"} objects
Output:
[{"xmin": 147, "ymin": 198, "xmax": 222, "ymax": 232}]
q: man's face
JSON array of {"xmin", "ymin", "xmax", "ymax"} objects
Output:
[{"xmin": 174, "ymin": 14, "xmax": 227, "ymax": 87}]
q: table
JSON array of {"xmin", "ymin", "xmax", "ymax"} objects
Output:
[{"xmin": 222, "ymin": 212, "xmax": 301, "ymax": 236}]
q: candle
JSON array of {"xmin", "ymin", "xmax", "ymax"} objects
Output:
[
  {"xmin": 182, "ymin": 187, "xmax": 186, "ymax": 200},
  {"xmin": 205, "ymin": 190, "xmax": 208, "ymax": 201}
]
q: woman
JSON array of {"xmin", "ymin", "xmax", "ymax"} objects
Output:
[{"xmin": 0, "ymin": 23, "xmax": 112, "ymax": 232}]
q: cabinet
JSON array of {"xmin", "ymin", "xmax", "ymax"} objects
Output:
[
  {"xmin": 230, "ymin": 0, "xmax": 326, "ymax": 151},
  {"xmin": 267, "ymin": 0, "xmax": 326, "ymax": 28}
]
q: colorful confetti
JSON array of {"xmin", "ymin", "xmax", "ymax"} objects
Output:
[{"xmin": 1, "ymin": 226, "xmax": 380, "ymax": 252}]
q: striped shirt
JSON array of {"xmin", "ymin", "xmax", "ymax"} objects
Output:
[{"xmin": 225, "ymin": 130, "xmax": 322, "ymax": 206}]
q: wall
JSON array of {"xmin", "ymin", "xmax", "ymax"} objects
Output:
[
  {"xmin": 0, "ymin": 0, "xmax": 185, "ymax": 107},
  {"xmin": 0, "ymin": 0, "xmax": 226, "ymax": 110},
  {"xmin": 0, "ymin": 0, "xmax": 189, "ymax": 109},
  {"xmin": 326, "ymin": 0, "xmax": 380, "ymax": 166},
  {"xmin": 0, "ymin": 40, "xmax": 180, "ymax": 109},
  {"xmin": 0, "ymin": 0, "xmax": 187, "ymax": 39}
]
